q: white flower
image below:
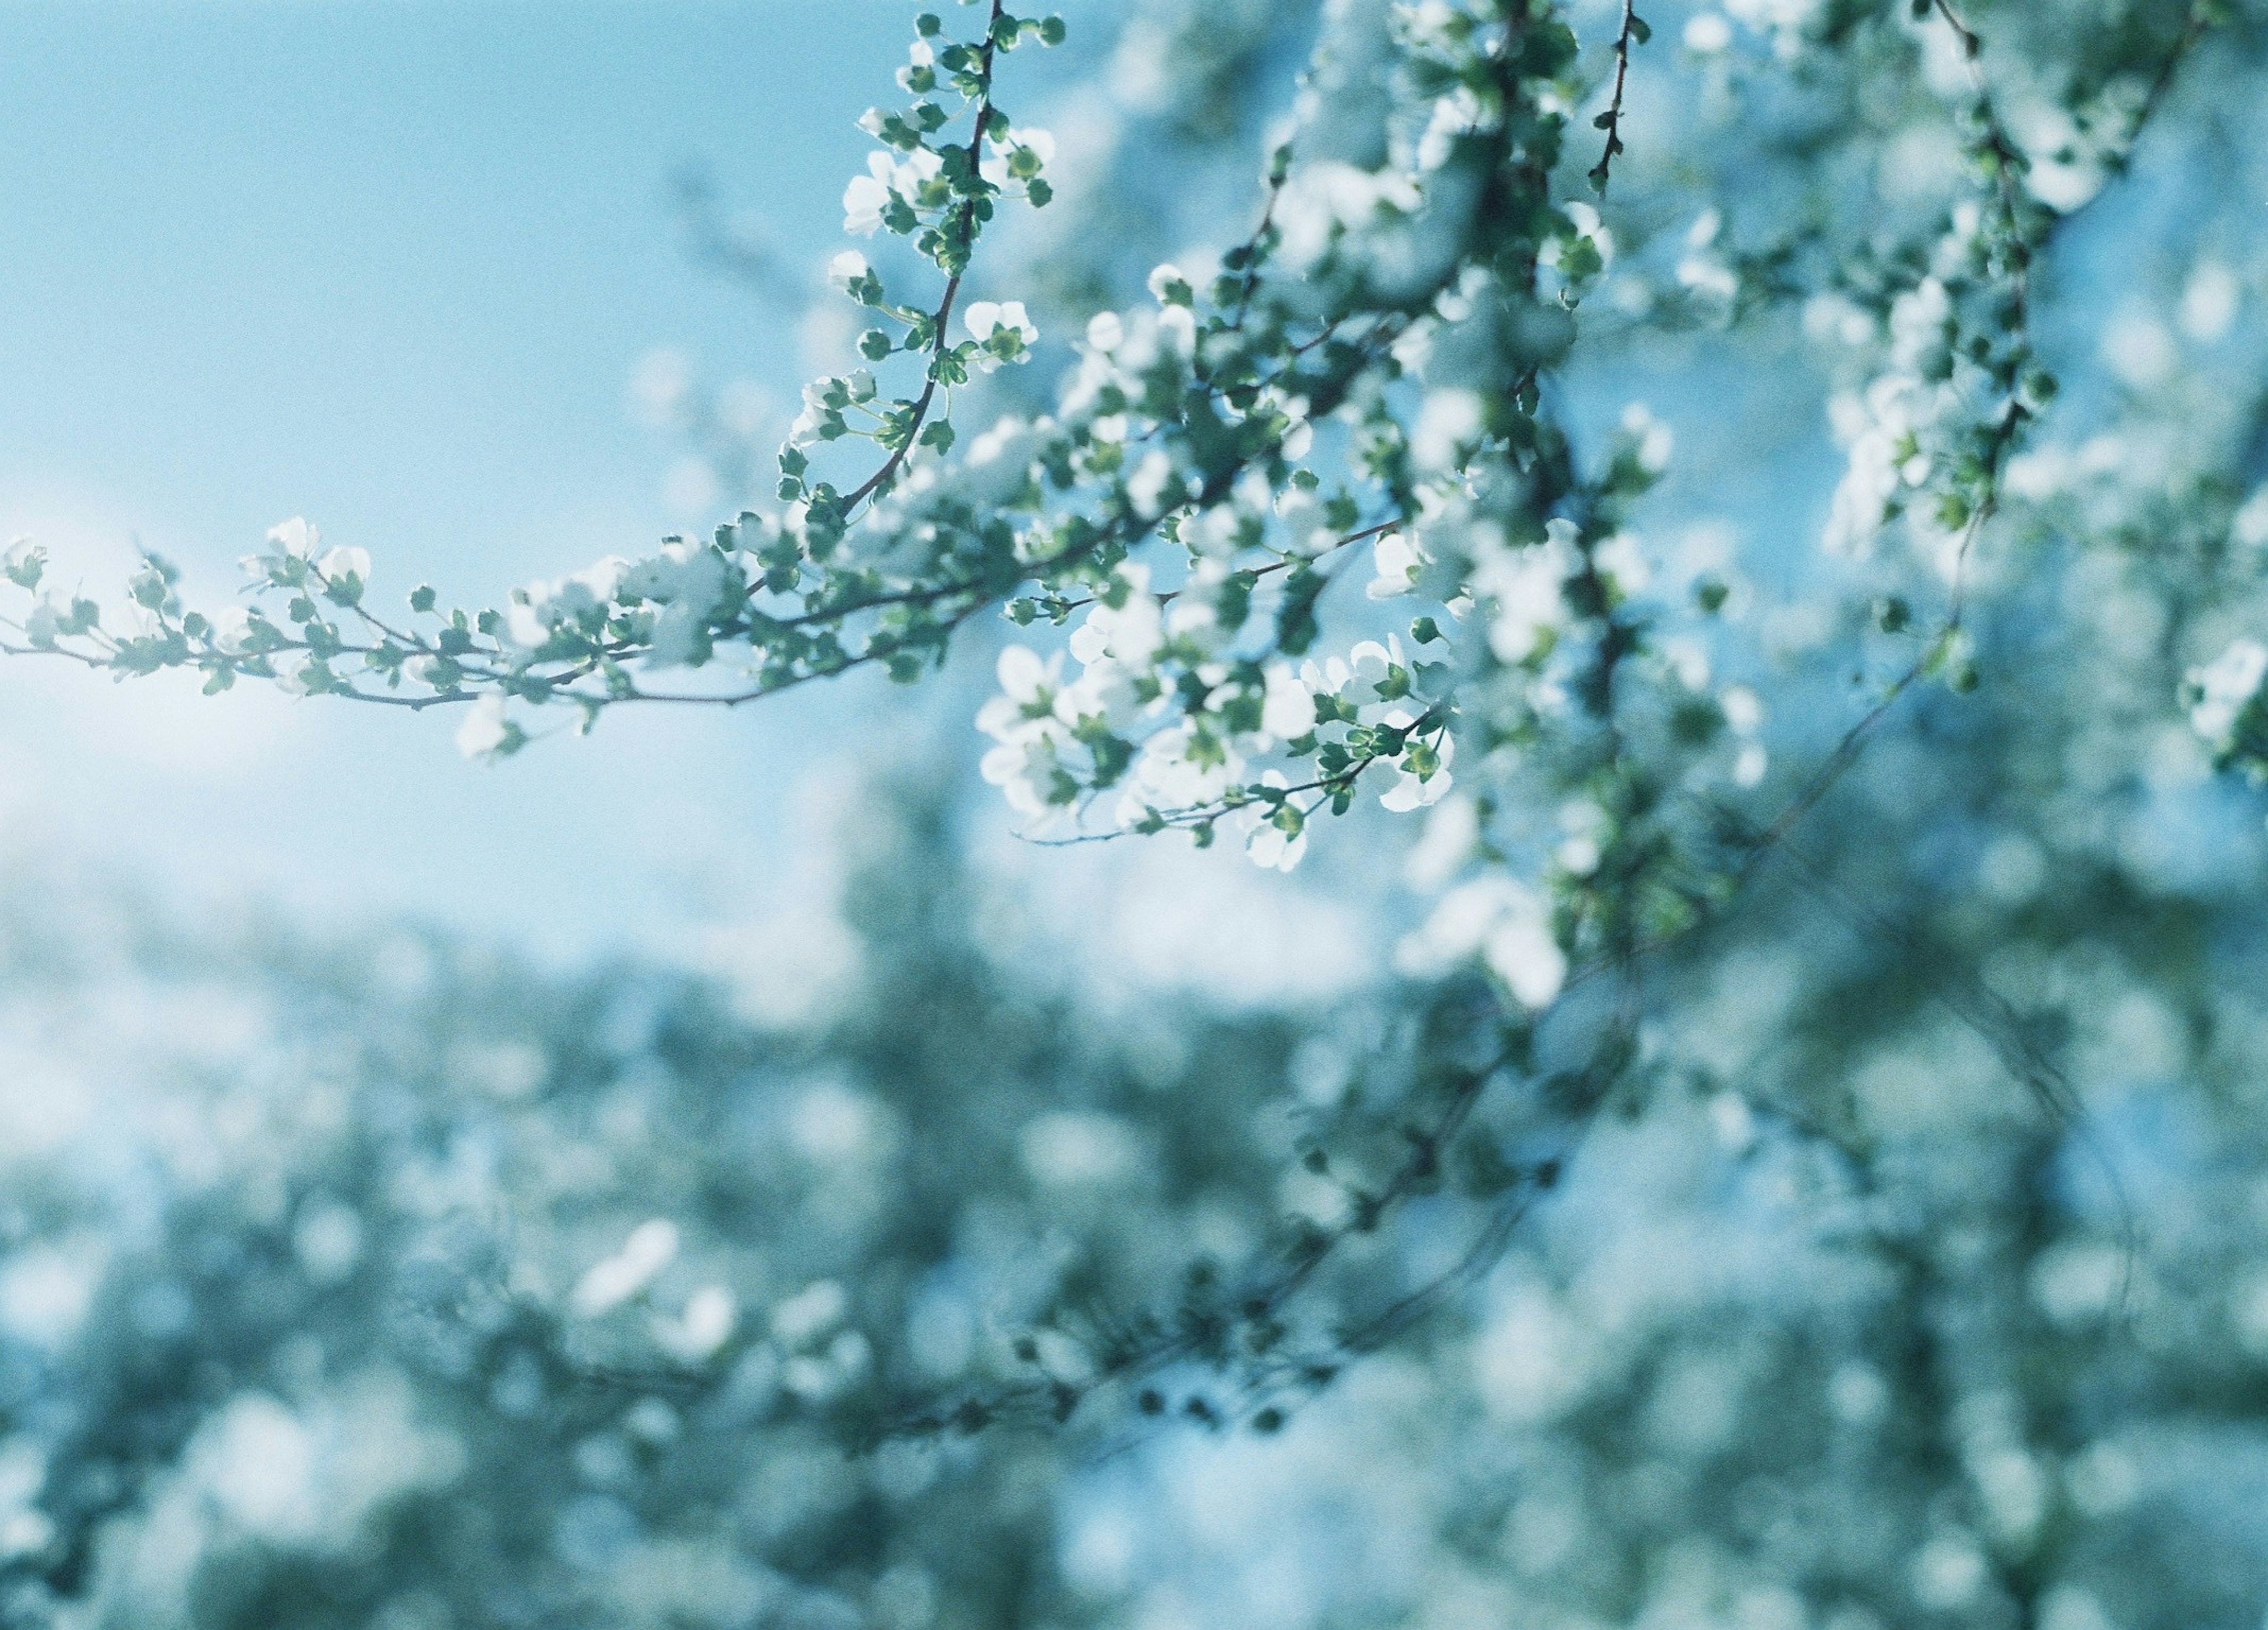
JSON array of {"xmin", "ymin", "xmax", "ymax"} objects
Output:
[
  {"xmin": 1721, "ymin": 684, "xmax": 1763, "ymax": 734},
  {"xmin": 980, "ymin": 125, "xmax": 1056, "ymax": 188},
  {"xmin": 622, "ymin": 539, "xmax": 725, "ymax": 610},
  {"xmin": 504, "ymin": 556, "xmax": 634, "ymax": 651},
  {"xmin": 570, "ymin": 1220, "xmax": 680, "ymax": 1319},
  {"xmin": 980, "ymin": 731, "xmax": 1065, "ymax": 817},
  {"xmin": 1086, "ymin": 311, "xmax": 1125, "ymax": 352},
  {"xmin": 266, "ymin": 517, "xmax": 318, "ymax": 558},
  {"xmin": 1348, "ymin": 635, "xmax": 1406, "ymax": 700},
  {"xmin": 654, "ymin": 1286, "xmax": 737, "ymax": 1364},
  {"xmin": 1054, "ymin": 656, "xmax": 1140, "ymax": 732},
  {"xmin": 1396, "ymin": 876, "xmax": 1563, "ymax": 1008},
  {"xmin": 270, "ymin": 650, "xmax": 321, "ymax": 697},
  {"xmin": 1411, "ymin": 388, "xmax": 1483, "ymax": 471},
  {"xmin": 977, "ymin": 642, "xmax": 1070, "ymax": 790},
  {"xmin": 455, "ymin": 695, "xmax": 516, "ymax": 761},
  {"xmin": 1485, "ymin": 912, "xmax": 1566, "ymax": 1008},
  {"xmin": 1246, "ymin": 818, "xmax": 1307, "ymax": 872},
  {"xmin": 1620, "ymin": 403, "xmax": 1674, "ymax": 472},
  {"xmin": 1122, "ymin": 725, "xmax": 1240, "ymax": 813},
  {"xmin": 1592, "ymin": 532, "xmax": 1650, "ymax": 594},
  {"xmin": 1126, "ymin": 451, "xmax": 1181, "ymax": 519},
  {"xmin": 1236, "ymin": 772, "xmax": 1308, "ymax": 871},
  {"xmin": 1261, "ymin": 664, "xmax": 1318, "ymax": 740},
  {"xmin": 1472, "ymin": 529, "xmax": 1573, "ymax": 664},
  {"xmin": 826, "ymin": 250, "xmax": 870, "ymax": 294},
  {"xmin": 2189, "ymin": 638, "xmax": 2268, "ymax": 747},
  {"xmin": 842, "ymin": 155, "xmax": 894, "ymax": 236},
  {"xmin": 646, "ymin": 602, "xmax": 709, "ymax": 669},
  {"xmin": 997, "ymin": 643, "xmax": 1060, "ymax": 708},
  {"xmin": 207, "ymin": 606, "xmax": 254, "ymax": 656},
  {"xmin": 977, "ymin": 647, "xmax": 1076, "ymax": 820},
  {"xmin": 1380, "ymin": 728, "xmax": 1455, "ymax": 812},
  {"xmin": 1067, "ymin": 570, "xmax": 1164, "ymax": 667},
  {"xmin": 1274, "ymin": 162, "xmax": 1422, "ymax": 271},
  {"xmin": 1367, "ymin": 532, "xmax": 1428, "ymax": 599},
  {"xmin": 316, "ymin": 546, "xmax": 370, "ymax": 587},
  {"xmin": 1146, "ymin": 263, "xmax": 1189, "ymax": 304},
  {"xmin": 963, "ymin": 301, "xmax": 1039, "ymax": 370}
]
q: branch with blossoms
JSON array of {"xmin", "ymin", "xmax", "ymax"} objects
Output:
[
  {"xmin": 0, "ymin": 0, "xmax": 2225, "ymax": 1036},
  {"xmin": 0, "ymin": 2, "xmax": 1625, "ymax": 892}
]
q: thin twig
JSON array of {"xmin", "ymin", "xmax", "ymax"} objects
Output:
[{"xmin": 1587, "ymin": 0, "xmax": 1644, "ymax": 193}]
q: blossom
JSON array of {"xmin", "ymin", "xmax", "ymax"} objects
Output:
[
  {"xmin": 239, "ymin": 516, "xmax": 324, "ymax": 585},
  {"xmin": 1120, "ymin": 725, "xmax": 1240, "ymax": 816},
  {"xmin": 978, "ymin": 646, "xmax": 1071, "ymax": 817},
  {"xmin": 1396, "ymin": 876, "xmax": 1565, "ymax": 1008},
  {"xmin": 980, "ymin": 126, "xmax": 1055, "ymax": 188},
  {"xmin": 267, "ymin": 517, "xmax": 318, "ymax": 558},
  {"xmin": 1246, "ymin": 817, "xmax": 1307, "ymax": 872},
  {"xmin": 839, "ymin": 147, "xmax": 940, "ymax": 237},
  {"xmin": 1275, "ymin": 162, "xmax": 1423, "ymax": 271},
  {"xmin": 963, "ymin": 301, "xmax": 1039, "ymax": 370},
  {"xmin": 1379, "ymin": 723, "xmax": 1454, "ymax": 813},
  {"xmin": 455, "ymin": 696, "xmax": 514, "ymax": 760},
  {"xmin": 1237, "ymin": 772, "xmax": 1308, "ymax": 872},
  {"xmin": 569, "ymin": 1219, "xmax": 680, "ymax": 1319},
  {"xmin": 842, "ymin": 155, "xmax": 893, "ymax": 236},
  {"xmin": 1054, "ymin": 656, "xmax": 1142, "ymax": 733},
  {"xmin": 1471, "ymin": 526, "xmax": 1574, "ymax": 664},
  {"xmin": 976, "ymin": 646, "xmax": 1063, "ymax": 741},
  {"xmin": 1067, "ymin": 570, "xmax": 1164, "ymax": 668},
  {"xmin": 1146, "ymin": 263, "xmax": 1190, "ymax": 305},
  {"xmin": 1125, "ymin": 451, "xmax": 1181, "ymax": 519},
  {"xmin": 207, "ymin": 606, "xmax": 255, "ymax": 656},
  {"xmin": 621, "ymin": 539, "xmax": 726, "ymax": 611},
  {"xmin": 963, "ymin": 416, "xmax": 1043, "ymax": 504},
  {"xmin": 316, "ymin": 546, "xmax": 370, "ymax": 592},
  {"xmin": 1367, "ymin": 532, "xmax": 1428, "ymax": 599},
  {"xmin": 504, "ymin": 557, "xmax": 633, "ymax": 651},
  {"xmin": 2189, "ymin": 639, "xmax": 2268, "ymax": 748},
  {"xmin": 826, "ymin": 250, "xmax": 869, "ymax": 294},
  {"xmin": 1410, "ymin": 388, "xmax": 1483, "ymax": 472},
  {"xmin": 1261, "ymin": 664, "xmax": 1318, "ymax": 741},
  {"xmin": 980, "ymin": 730, "xmax": 1067, "ymax": 818}
]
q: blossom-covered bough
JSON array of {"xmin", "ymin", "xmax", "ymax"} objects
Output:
[{"xmin": 0, "ymin": 0, "xmax": 2238, "ymax": 1440}]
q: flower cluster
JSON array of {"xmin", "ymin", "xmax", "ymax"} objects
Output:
[{"xmin": 0, "ymin": 0, "xmax": 2232, "ymax": 1019}]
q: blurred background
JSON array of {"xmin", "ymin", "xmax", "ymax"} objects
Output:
[{"xmin": 4, "ymin": 1, "xmax": 2268, "ymax": 1627}]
